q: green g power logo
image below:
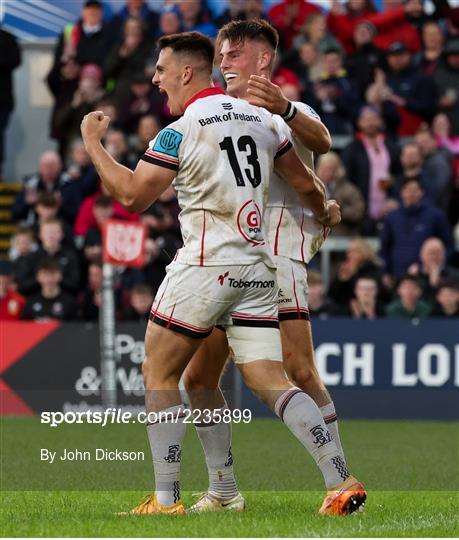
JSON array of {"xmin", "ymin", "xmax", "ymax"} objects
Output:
[{"xmin": 153, "ymin": 128, "xmax": 183, "ymax": 158}]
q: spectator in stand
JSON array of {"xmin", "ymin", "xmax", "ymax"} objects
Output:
[
  {"xmin": 21, "ymin": 258, "xmax": 78, "ymax": 321},
  {"xmin": 284, "ymin": 40, "xmax": 322, "ymax": 102},
  {"xmin": 178, "ymin": 0, "xmax": 217, "ymax": 38},
  {"xmin": 382, "ymin": 41, "xmax": 435, "ymax": 136},
  {"xmin": 309, "ymin": 47, "xmax": 361, "ymax": 135},
  {"xmin": 123, "ymin": 283, "xmax": 154, "ymax": 321},
  {"xmin": 380, "ymin": 178, "xmax": 454, "ymax": 282},
  {"xmin": 9, "ymin": 226, "xmax": 36, "ymax": 261},
  {"xmin": 215, "ymin": 0, "xmax": 245, "ymax": 27},
  {"xmin": 327, "ymin": 0, "xmax": 421, "ymax": 55},
  {"xmin": 157, "ymin": 5, "xmax": 183, "ymax": 38},
  {"xmin": 307, "ymin": 270, "xmax": 341, "ymax": 319},
  {"xmin": 385, "ymin": 274, "xmax": 432, "ymax": 318},
  {"xmin": 365, "ymin": 68, "xmax": 401, "ymax": 136},
  {"xmin": 109, "ymin": 0, "xmax": 159, "ymax": 44},
  {"xmin": 345, "ymin": 276, "xmax": 385, "ymax": 319},
  {"xmin": 12, "ymin": 150, "xmax": 82, "ymax": 226},
  {"xmin": 32, "ymin": 193, "xmax": 75, "ymax": 250},
  {"xmin": 79, "ymin": 260, "xmax": 103, "ymax": 321},
  {"xmin": 414, "ymin": 126, "xmax": 452, "ymax": 208},
  {"xmin": 74, "ymin": 183, "xmax": 139, "ymax": 238},
  {"xmin": 105, "ymin": 129, "xmax": 137, "ymax": 170},
  {"xmin": 316, "ymin": 152, "xmax": 365, "ymax": 236},
  {"xmin": 432, "ymin": 112, "xmax": 459, "ymax": 157},
  {"xmin": 329, "ymin": 238, "xmax": 383, "ymax": 308},
  {"xmin": 408, "ymin": 237, "xmax": 459, "ymax": 299},
  {"xmin": 118, "ymin": 74, "xmax": 168, "ymax": 134},
  {"xmin": 54, "ymin": 63, "xmax": 105, "ymax": 159},
  {"xmin": 46, "ymin": 55, "xmax": 81, "ymax": 160},
  {"xmin": 345, "ymin": 21, "xmax": 387, "ymax": 99},
  {"xmin": 82, "ymin": 195, "xmax": 113, "ymax": 264},
  {"xmin": 392, "ymin": 141, "xmax": 424, "ymax": 196},
  {"xmin": 431, "ymin": 279, "xmax": 459, "ymax": 317},
  {"xmin": 51, "ymin": 0, "xmax": 109, "ymax": 70},
  {"xmin": 293, "ymin": 12, "xmax": 343, "ymax": 54},
  {"xmin": 14, "ymin": 218, "xmax": 81, "ymax": 296},
  {"xmin": 268, "ymin": 0, "xmax": 321, "ymax": 49},
  {"xmin": 415, "ymin": 20, "xmax": 445, "ymax": 77},
  {"xmin": 141, "ymin": 185, "xmax": 181, "ymax": 244},
  {"xmin": 0, "ymin": 28, "xmax": 21, "ymax": 179},
  {"xmin": 105, "ymin": 18, "xmax": 153, "ymax": 108},
  {"xmin": 129, "ymin": 114, "xmax": 161, "ymax": 162},
  {"xmin": 243, "ymin": 0, "xmax": 267, "ymax": 21},
  {"xmin": 342, "ymin": 106, "xmax": 400, "ymax": 233},
  {"xmin": 65, "ymin": 138, "xmax": 98, "ymax": 197},
  {"xmin": 0, "ymin": 261, "xmax": 26, "ymax": 320},
  {"xmin": 434, "ymin": 38, "xmax": 459, "ymax": 134}
]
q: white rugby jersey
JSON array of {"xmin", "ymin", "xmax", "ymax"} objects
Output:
[
  {"xmin": 265, "ymin": 102, "xmax": 329, "ymax": 264},
  {"xmin": 141, "ymin": 88, "xmax": 292, "ymax": 267}
]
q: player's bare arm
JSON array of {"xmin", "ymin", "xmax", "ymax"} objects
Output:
[
  {"xmin": 247, "ymin": 75, "xmax": 331, "ymax": 154},
  {"xmin": 274, "ymin": 147, "xmax": 341, "ymax": 227},
  {"xmin": 81, "ymin": 111, "xmax": 175, "ymax": 212}
]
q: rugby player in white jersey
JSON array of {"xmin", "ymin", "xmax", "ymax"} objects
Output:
[
  {"xmin": 183, "ymin": 20, "xmax": 366, "ymax": 516},
  {"xmin": 81, "ymin": 32, "xmax": 354, "ymax": 516}
]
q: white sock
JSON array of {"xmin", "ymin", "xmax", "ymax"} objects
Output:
[
  {"xmin": 195, "ymin": 405, "xmax": 238, "ymax": 499},
  {"xmin": 146, "ymin": 404, "xmax": 187, "ymax": 506},
  {"xmin": 320, "ymin": 402, "xmax": 345, "ymax": 460},
  {"xmin": 274, "ymin": 388, "xmax": 350, "ymax": 489}
]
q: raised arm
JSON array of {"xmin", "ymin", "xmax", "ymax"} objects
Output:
[
  {"xmin": 81, "ymin": 111, "xmax": 175, "ymax": 213},
  {"xmin": 274, "ymin": 146, "xmax": 341, "ymax": 227},
  {"xmin": 247, "ymin": 75, "xmax": 331, "ymax": 154}
]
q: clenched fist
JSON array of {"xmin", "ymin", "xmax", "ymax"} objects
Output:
[
  {"xmin": 81, "ymin": 111, "xmax": 111, "ymax": 146},
  {"xmin": 316, "ymin": 199, "xmax": 341, "ymax": 227}
]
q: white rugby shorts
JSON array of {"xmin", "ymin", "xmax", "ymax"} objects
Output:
[
  {"xmin": 274, "ymin": 255, "xmax": 310, "ymax": 322},
  {"xmin": 149, "ymin": 261, "xmax": 282, "ymax": 362}
]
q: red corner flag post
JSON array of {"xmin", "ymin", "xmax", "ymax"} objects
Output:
[{"xmin": 100, "ymin": 220, "xmax": 147, "ymax": 408}]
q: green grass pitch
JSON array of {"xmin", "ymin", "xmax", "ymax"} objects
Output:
[{"xmin": 1, "ymin": 416, "xmax": 458, "ymax": 537}]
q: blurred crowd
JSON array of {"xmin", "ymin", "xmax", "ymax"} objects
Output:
[{"xmin": 1, "ymin": 0, "xmax": 459, "ymax": 322}]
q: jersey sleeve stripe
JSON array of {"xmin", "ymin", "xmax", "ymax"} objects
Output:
[
  {"xmin": 141, "ymin": 154, "xmax": 179, "ymax": 171},
  {"xmin": 145, "ymin": 149, "xmax": 179, "ymax": 164},
  {"xmin": 274, "ymin": 139, "xmax": 292, "ymax": 159}
]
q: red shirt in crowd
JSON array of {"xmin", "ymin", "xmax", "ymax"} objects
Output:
[{"xmin": 0, "ymin": 290, "xmax": 26, "ymax": 320}]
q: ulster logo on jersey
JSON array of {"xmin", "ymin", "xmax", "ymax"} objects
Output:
[{"xmin": 237, "ymin": 200, "xmax": 264, "ymax": 246}]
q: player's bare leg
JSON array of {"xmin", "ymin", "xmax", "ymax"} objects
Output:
[
  {"xmin": 126, "ymin": 321, "xmax": 202, "ymax": 515},
  {"xmin": 280, "ymin": 318, "xmax": 344, "ymax": 457},
  {"xmin": 184, "ymin": 328, "xmax": 245, "ymax": 512}
]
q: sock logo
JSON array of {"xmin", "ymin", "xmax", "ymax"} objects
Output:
[
  {"xmin": 164, "ymin": 444, "xmax": 181, "ymax": 463},
  {"xmin": 218, "ymin": 271, "xmax": 230, "ymax": 285},
  {"xmin": 173, "ymin": 480, "xmax": 180, "ymax": 503},
  {"xmin": 331, "ymin": 456, "xmax": 350, "ymax": 481},
  {"xmin": 225, "ymin": 447, "xmax": 233, "ymax": 467},
  {"xmin": 309, "ymin": 425, "xmax": 332, "ymax": 448}
]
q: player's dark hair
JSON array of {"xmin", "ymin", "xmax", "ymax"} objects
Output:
[
  {"xmin": 157, "ymin": 32, "xmax": 214, "ymax": 72},
  {"xmin": 217, "ymin": 19, "xmax": 279, "ymax": 52},
  {"xmin": 37, "ymin": 257, "xmax": 61, "ymax": 273}
]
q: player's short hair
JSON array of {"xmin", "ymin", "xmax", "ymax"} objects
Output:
[
  {"xmin": 37, "ymin": 257, "xmax": 61, "ymax": 273},
  {"xmin": 157, "ymin": 32, "xmax": 214, "ymax": 73},
  {"xmin": 217, "ymin": 19, "xmax": 279, "ymax": 52}
]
